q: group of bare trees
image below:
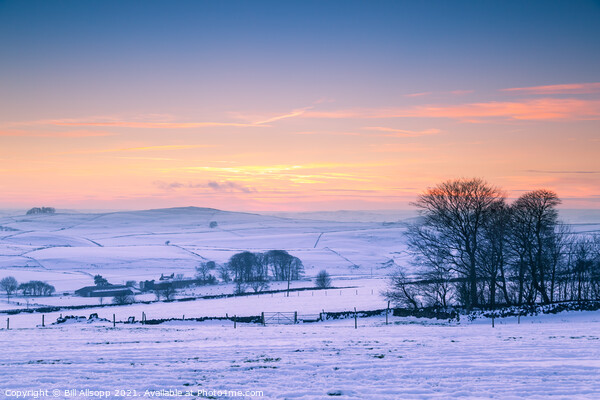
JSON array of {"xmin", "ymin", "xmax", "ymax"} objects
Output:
[
  {"xmin": 386, "ymin": 178, "xmax": 600, "ymax": 310},
  {"xmin": 26, "ymin": 207, "xmax": 55, "ymax": 215},
  {"xmin": 0, "ymin": 276, "xmax": 56, "ymax": 300},
  {"xmin": 226, "ymin": 250, "xmax": 304, "ymax": 293}
]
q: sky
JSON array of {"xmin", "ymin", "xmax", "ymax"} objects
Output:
[{"xmin": 0, "ymin": 0, "xmax": 599, "ymax": 211}]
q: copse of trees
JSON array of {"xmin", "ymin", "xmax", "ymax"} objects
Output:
[
  {"xmin": 386, "ymin": 178, "xmax": 600, "ymax": 310},
  {"xmin": 18, "ymin": 280, "xmax": 55, "ymax": 296},
  {"xmin": 225, "ymin": 250, "xmax": 304, "ymax": 294},
  {"xmin": 26, "ymin": 207, "xmax": 55, "ymax": 215}
]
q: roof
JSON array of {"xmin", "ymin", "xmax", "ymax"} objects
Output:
[{"xmin": 75, "ymin": 285, "xmax": 128, "ymax": 295}]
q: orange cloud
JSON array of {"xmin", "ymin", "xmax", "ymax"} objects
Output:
[
  {"xmin": 363, "ymin": 127, "xmax": 441, "ymax": 137},
  {"xmin": 502, "ymin": 82, "xmax": 600, "ymax": 95}
]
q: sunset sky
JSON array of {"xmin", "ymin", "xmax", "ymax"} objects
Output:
[{"xmin": 1, "ymin": 0, "xmax": 599, "ymax": 211}]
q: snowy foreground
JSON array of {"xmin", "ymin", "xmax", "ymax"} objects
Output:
[{"xmin": 1, "ymin": 311, "xmax": 600, "ymax": 400}]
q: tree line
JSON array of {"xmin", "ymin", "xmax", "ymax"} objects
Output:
[
  {"xmin": 385, "ymin": 178, "xmax": 600, "ymax": 310},
  {"xmin": 0, "ymin": 276, "xmax": 56, "ymax": 301}
]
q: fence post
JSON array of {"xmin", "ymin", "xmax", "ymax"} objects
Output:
[
  {"xmin": 261, "ymin": 312, "xmax": 265, "ymax": 326},
  {"xmin": 518, "ymin": 314, "xmax": 520, "ymax": 324},
  {"xmin": 42, "ymin": 314, "xmax": 45, "ymax": 327},
  {"xmin": 294, "ymin": 311, "xmax": 298, "ymax": 324},
  {"xmin": 234, "ymin": 315, "xmax": 237, "ymax": 329},
  {"xmin": 354, "ymin": 307, "xmax": 357, "ymax": 329},
  {"xmin": 113, "ymin": 314, "xmax": 116, "ymax": 328},
  {"xmin": 386, "ymin": 301, "xmax": 390, "ymax": 325},
  {"xmin": 182, "ymin": 315, "xmax": 185, "ymax": 320},
  {"xmin": 6, "ymin": 318, "xmax": 8, "ymax": 330},
  {"xmin": 492, "ymin": 314, "xmax": 495, "ymax": 328}
]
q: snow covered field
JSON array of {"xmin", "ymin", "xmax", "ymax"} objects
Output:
[
  {"xmin": 1, "ymin": 207, "xmax": 597, "ymax": 294},
  {"xmin": 1, "ymin": 278, "xmax": 390, "ymax": 329},
  {"xmin": 0, "ymin": 207, "xmax": 414, "ymax": 293},
  {"xmin": 1, "ymin": 311, "xmax": 599, "ymax": 399},
  {"xmin": 2, "ymin": 207, "xmax": 600, "ymax": 399}
]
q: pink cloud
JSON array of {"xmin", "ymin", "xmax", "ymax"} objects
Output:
[
  {"xmin": 501, "ymin": 82, "xmax": 600, "ymax": 95},
  {"xmin": 59, "ymin": 144, "xmax": 214, "ymax": 155},
  {"xmin": 304, "ymin": 98, "xmax": 600, "ymax": 122},
  {"xmin": 48, "ymin": 120, "xmax": 259, "ymax": 128},
  {"xmin": 0, "ymin": 129, "xmax": 116, "ymax": 137},
  {"xmin": 404, "ymin": 91, "xmax": 432, "ymax": 98}
]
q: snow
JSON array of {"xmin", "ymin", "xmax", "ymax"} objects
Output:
[
  {"xmin": 1, "ymin": 311, "xmax": 599, "ymax": 399},
  {"xmin": 0, "ymin": 208, "xmax": 411, "ymax": 292},
  {"xmin": 0, "ymin": 278, "xmax": 390, "ymax": 329},
  {"xmin": 1, "ymin": 207, "xmax": 600, "ymax": 398}
]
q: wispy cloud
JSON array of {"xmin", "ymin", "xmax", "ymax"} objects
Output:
[
  {"xmin": 525, "ymin": 169, "xmax": 600, "ymax": 174},
  {"xmin": 162, "ymin": 162, "xmax": 387, "ymax": 184},
  {"xmin": 252, "ymin": 107, "xmax": 313, "ymax": 124},
  {"xmin": 60, "ymin": 144, "xmax": 213, "ymax": 155},
  {"xmin": 154, "ymin": 180, "xmax": 256, "ymax": 193},
  {"xmin": 502, "ymin": 82, "xmax": 600, "ymax": 95},
  {"xmin": 207, "ymin": 180, "xmax": 256, "ymax": 193},
  {"xmin": 46, "ymin": 120, "xmax": 259, "ymax": 129},
  {"xmin": 407, "ymin": 98, "xmax": 600, "ymax": 121},
  {"xmin": 0, "ymin": 129, "xmax": 116, "ymax": 137},
  {"xmin": 363, "ymin": 127, "xmax": 441, "ymax": 137},
  {"xmin": 304, "ymin": 98, "xmax": 600, "ymax": 122},
  {"xmin": 404, "ymin": 92, "xmax": 432, "ymax": 98},
  {"xmin": 293, "ymin": 131, "xmax": 361, "ymax": 136}
]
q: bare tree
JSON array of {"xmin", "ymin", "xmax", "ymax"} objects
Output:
[
  {"xmin": 218, "ymin": 264, "xmax": 231, "ymax": 282},
  {"xmin": 250, "ymin": 279, "xmax": 269, "ymax": 293},
  {"xmin": 263, "ymin": 250, "xmax": 304, "ymax": 297},
  {"xmin": 511, "ymin": 189, "xmax": 561, "ymax": 304},
  {"xmin": 315, "ymin": 270, "xmax": 332, "ymax": 289},
  {"xmin": 383, "ymin": 268, "xmax": 420, "ymax": 310},
  {"xmin": 0, "ymin": 276, "xmax": 18, "ymax": 302},
  {"xmin": 112, "ymin": 293, "xmax": 135, "ymax": 305},
  {"xmin": 477, "ymin": 200, "xmax": 511, "ymax": 307},
  {"xmin": 228, "ymin": 251, "xmax": 265, "ymax": 283},
  {"xmin": 408, "ymin": 178, "xmax": 505, "ymax": 308},
  {"xmin": 196, "ymin": 261, "xmax": 216, "ymax": 281},
  {"xmin": 18, "ymin": 281, "xmax": 55, "ymax": 296},
  {"xmin": 155, "ymin": 284, "xmax": 176, "ymax": 301}
]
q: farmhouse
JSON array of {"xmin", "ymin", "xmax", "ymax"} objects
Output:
[{"xmin": 74, "ymin": 285, "xmax": 134, "ymax": 298}]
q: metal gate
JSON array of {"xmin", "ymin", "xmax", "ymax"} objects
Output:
[{"xmin": 262, "ymin": 312, "xmax": 296, "ymax": 325}]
